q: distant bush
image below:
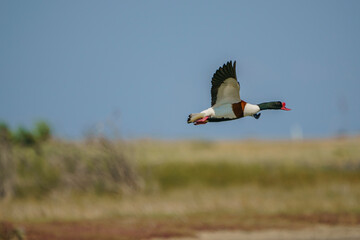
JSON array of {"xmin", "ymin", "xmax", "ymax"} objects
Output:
[
  {"xmin": 0, "ymin": 120, "xmax": 143, "ymax": 199},
  {"xmin": 0, "ymin": 120, "xmax": 52, "ymax": 147},
  {"xmin": 0, "ymin": 136, "xmax": 141, "ymax": 199},
  {"xmin": 33, "ymin": 121, "xmax": 51, "ymax": 142},
  {"xmin": 55, "ymin": 137, "xmax": 141, "ymax": 195},
  {"xmin": 0, "ymin": 120, "xmax": 54, "ymax": 198},
  {"xmin": 13, "ymin": 127, "xmax": 36, "ymax": 147},
  {"xmin": 0, "ymin": 122, "xmax": 12, "ymax": 144}
]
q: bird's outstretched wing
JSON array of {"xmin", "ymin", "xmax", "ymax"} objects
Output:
[{"xmin": 211, "ymin": 61, "xmax": 240, "ymax": 107}]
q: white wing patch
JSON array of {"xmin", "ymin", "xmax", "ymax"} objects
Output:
[
  {"xmin": 212, "ymin": 78, "xmax": 240, "ymax": 107},
  {"xmin": 243, "ymin": 103, "xmax": 260, "ymax": 116}
]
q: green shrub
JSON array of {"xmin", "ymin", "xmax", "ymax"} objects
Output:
[
  {"xmin": 0, "ymin": 121, "xmax": 52, "ymax": 147},
  {"xmin": 5, "ymin": 138, "xmax": 141, "ymax": 198},
  {"xmin": 33, "ymin": 121, "xmax": 52, "ymax": 142},
  {"xmin": 13, "ymin": 127, "xmax": 36, "ymax": 147}
]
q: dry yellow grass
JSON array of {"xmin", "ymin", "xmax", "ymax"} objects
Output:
[
  {"xmin": 1, "ymin": 183, "xmax": 360, "ymax": 222},
  {"xmin": 1, "ymin": 136, "xmax": 359, "ymax": 222},
  {"xmin": 133, "ymin": 136, "xmax": 360, "ymax": 166}
]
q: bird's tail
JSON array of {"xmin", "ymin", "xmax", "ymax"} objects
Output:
[{"xmin": 187, "ymin": 113, "xmax": 205, "ymax": 124}]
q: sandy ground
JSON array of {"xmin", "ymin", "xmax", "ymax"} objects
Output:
[{"xmin": 152, "ymin": 225, "xmax": 360, "ymax": 240}]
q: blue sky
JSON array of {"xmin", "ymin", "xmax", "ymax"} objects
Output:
[{"xmin": 1, "ymin": 0, "xmax": 360, "ymax": 139}]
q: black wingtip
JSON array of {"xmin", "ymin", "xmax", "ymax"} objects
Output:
[
  {"xmin": 226, "ymin": 60, "xmax": 235, "ymax": 66},
  {"xmin": 210, "ymin": 60, "xmax": 239, "ymax": 106}
]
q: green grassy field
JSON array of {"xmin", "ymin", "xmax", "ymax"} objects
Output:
[{"xmin": 1, "ymin": 137, "xmax": 360, "ymax": 239}]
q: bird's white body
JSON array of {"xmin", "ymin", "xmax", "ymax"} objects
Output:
[{"xmin": 200, "ymin": 102, "xmax": 260, "ymax": 119}]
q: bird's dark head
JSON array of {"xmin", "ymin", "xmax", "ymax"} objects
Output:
[{"xmin": 258, "ymin": 101, "xmax": 291, "ymax": 111}]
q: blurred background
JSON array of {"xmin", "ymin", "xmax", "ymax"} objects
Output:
[
  {"xmin": 1, "ymin": 0, "xmax": 359, "ymax": 140},
  {"xmin": 1, "ymin": 1, "xmax": 360, "ymax": 240}
]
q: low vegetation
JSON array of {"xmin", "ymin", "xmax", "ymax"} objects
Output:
[
  {"xmin": 136, "ymin": 137, "xmax": 360, "ymax": 192},
  {"xmin": 0, "ymin": 131, "xmax": 359, "ymax": 230},
  {"xmin": 0, "ymin": 121, "xmax": 141, "ymax": 199},
  {"xmin": 145, "ymin": 161, "xmax": 360, "ymax": 191},
  {"xmin": 0, "ymin": 121, "xmax": 51, "ymax": 147}
]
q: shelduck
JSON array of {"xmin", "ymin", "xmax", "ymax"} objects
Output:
[{"xmin": 187, "ymin": 61, "xmax": 291, "ymax": 125}]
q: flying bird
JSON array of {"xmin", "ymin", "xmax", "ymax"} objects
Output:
[{"xmin": 187, "ymin": 61, "xmax": 291, "ymax": 125}]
